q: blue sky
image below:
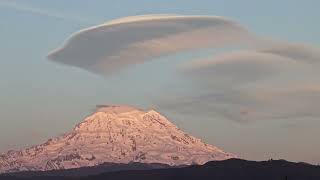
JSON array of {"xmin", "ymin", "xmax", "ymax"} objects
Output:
[{"xmin": 0, "ymin": 0, "xmax": 320, "ymax": 164}]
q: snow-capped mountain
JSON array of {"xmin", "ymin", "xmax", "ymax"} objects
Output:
[{"xmin": 0, "ymin": 105, "xmax": 236, "ymax": 173}]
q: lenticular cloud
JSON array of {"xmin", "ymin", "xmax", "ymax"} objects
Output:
[
  {"xmin": 48, "ymin": 14, "xmax": 320, "ymax": 122},
  {"xmin": 177, "ymin": 48, "xmax": 320, "ymax": 122},
  {"xmin": 47, "ymin": 14, "xmax": 255, "ymax": 75}
]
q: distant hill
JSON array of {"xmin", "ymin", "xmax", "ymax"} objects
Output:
[{"xmin": 1, "ymin": 159, "xmax": 320, "ymax": 180}]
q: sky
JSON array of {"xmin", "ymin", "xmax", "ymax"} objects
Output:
[{"xmin": 0, "ymin": 0, "xmax": 320, "ymax": 164}]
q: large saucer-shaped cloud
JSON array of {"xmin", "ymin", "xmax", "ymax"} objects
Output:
[{"xmin": 47, "ymin": 14, "xmax": 255, "ymax": 75}]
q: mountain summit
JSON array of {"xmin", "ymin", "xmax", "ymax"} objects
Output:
[{"xmin": 0, "ymin": 105, "xmax": 235, "ymax": 173}]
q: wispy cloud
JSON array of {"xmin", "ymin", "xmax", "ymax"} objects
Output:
[
  {"xmin": 164, "ymin": 42, "xmax": 320, "ymax": 122},
  {"xmin": 0, "ymin": 1, "xmax": 94, "ymax": 24}
]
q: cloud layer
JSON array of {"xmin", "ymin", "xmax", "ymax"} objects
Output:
[
  {"xmin": 48, "ymin": 14, "xmax": 256, "ymax": 75},
  {"xmin": 48, "ymin": 14, "xmax": 320, "ymax": 122},
  {"xmin": 175, "ymin": 43, "xmax": 320, "ymax": 122}
]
